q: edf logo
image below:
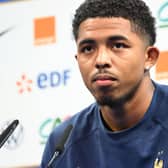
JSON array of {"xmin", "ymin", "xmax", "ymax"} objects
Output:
[
  {"xmin": 16, "ymin": 69, "xmax": 71, "ymax": 94},
  {"xmin": 37, "ymin": 69, "xmax": 70, "ymax": 89}
]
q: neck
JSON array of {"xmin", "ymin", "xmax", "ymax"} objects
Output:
[{"xmin": 100, "ymin": 78, "xmax": 155, "ymax": 131}]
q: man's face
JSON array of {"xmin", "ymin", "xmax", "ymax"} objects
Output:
[{"xmin": 76, "ymin": 17, "xmax": 150, "ymax": 106}]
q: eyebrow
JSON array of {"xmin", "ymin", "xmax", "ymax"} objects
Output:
[
  {"xmin": 108, "ymin": 35, "xmax": 128, "ymax": 42},
  {"xmin": 78, "ymin": 39, "xmax": 95, "ymax": 47},
  {"xmin": 78, "ymin": 35, "xmax": 129, "ymax": 47}
]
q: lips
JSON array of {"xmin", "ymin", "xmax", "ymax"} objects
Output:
[{"xmin": 92, "ymin": 74, "xmax": 117, "ymax": 86}]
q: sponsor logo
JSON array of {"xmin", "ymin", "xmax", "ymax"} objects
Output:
[
  {"xmin": 39, "ymin": 115, "xmax": 71, "ymax": 144},
  {"xmin": 157, "ymin": 1, "xmax": 168, "ymax": 28},
  {"xmin": 16, "ymin": 69, "xmax": 71, "ymax": 94},
  {"xmin": 155, "ymin": 51, "xmax": 168, "ymax": 80},
  {"xmin": 34, "ymin": 16, "xmax": 56, "ymax": 45},
  {"xmin": 16, "ymin": 74, "xmax": 33, "ymax": 94}
]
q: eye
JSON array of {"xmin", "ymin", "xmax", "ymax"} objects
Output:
[
  {"xmin": 112, "ymin": 42, "xmax": 128, "ymax": 49},
  {"xmin": 80, "ymin": 45, "xmax": 94, "ymax": 54}
]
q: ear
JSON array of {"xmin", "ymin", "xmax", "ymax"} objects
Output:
[
  {"xmin": 144, "ymin": 46, "xmax": 159, "ymax": 71},
  {"xmin": 75, "ymin": 54, "xmax": 77, "ymax": 60}
]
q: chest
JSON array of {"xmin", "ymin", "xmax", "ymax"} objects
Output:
[{"xmin": 54, "ymin": 126, "xmax": 168, "ymax": 168}]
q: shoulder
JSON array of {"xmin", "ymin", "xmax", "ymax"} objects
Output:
[
  {"xmin": 153, "ymin": 82, "xmax": 168, "ymax": 129},
  {"xmin": 157, "ymin": 83, "xmax": 168, "ymax": 93},
  {"xmin": 40, "ymin": 103, "xmax": 99, "ymax": 166},
  {"xmin": 154, "ymin": 83, "xmax": 168, "ymax": 101},
  {"xmin": 51, "ymin": 102, "xmax": 99, "ymax": 141},
  {"xmin": 47, "ymin": 102, "xmax": 99, "ymax": 150}
]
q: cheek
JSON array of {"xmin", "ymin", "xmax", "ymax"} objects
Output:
[
  {"xmin": 128, "ymin": 53, "xmax": 145, "ymax": 69},
  {"xmin": 78, "ymin": 58, "xmax": 92, "ymax": 75},
  {"xmin": 118, "ymin": 56, "xmax": 145, "ymax": 80},
  {"xmin": 126, "ymin": 61, "xmax": 145, "ymax": 82},
  {"xmin": 78, "ymin": 64, "xmax": 89, "ymax": 80},
  {"xmin": 133, "ymin": 56, "xmax": 146, "ymax": 72},
  {"xmin": 78, "ymin": 63, "xmax": 93, "ymax": 89}
]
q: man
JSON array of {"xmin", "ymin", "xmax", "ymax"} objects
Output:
[{"xmin": 40, "ymin": 0, "xmax": 168, "ymax": 167}]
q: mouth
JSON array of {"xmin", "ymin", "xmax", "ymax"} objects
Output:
[{"xmin": 92, "ymin": 74, "xmax": 117, "ymax": 86}]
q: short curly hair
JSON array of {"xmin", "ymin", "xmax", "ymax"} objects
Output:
[{"xmin": 72, "ymin": 0, "xmax": 156, "ymax": 45}]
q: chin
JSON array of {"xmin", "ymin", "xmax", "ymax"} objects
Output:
[{"xmin": 96, "ymin": 95, "xmax": 117, "ymax": 106}]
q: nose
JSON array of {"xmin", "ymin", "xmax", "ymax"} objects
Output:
[{"xmin": 95, "ymin": 47, "xmax": 111, "ymax": 69}]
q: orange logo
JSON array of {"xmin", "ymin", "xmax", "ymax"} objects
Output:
[
  {"xmin": 34, "ymin": 16, "xmax": 56, "ymax": 45},
  {"xmin": 156, "ymin": 51, "xmax": 168, "ymax": 80}
]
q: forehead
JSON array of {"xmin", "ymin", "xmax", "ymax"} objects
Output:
[{"xmin": 77, "ymin": 17, "xmax": 140, "ymax": 44}]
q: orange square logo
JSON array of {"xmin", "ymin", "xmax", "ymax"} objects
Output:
[
  {"xmin": 156, "ymin": 51, "xmax": 168, "ymax": 80},
  {"xmin": 34, "ymin": 16, "xmax": 56, "ymax": 45}
]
